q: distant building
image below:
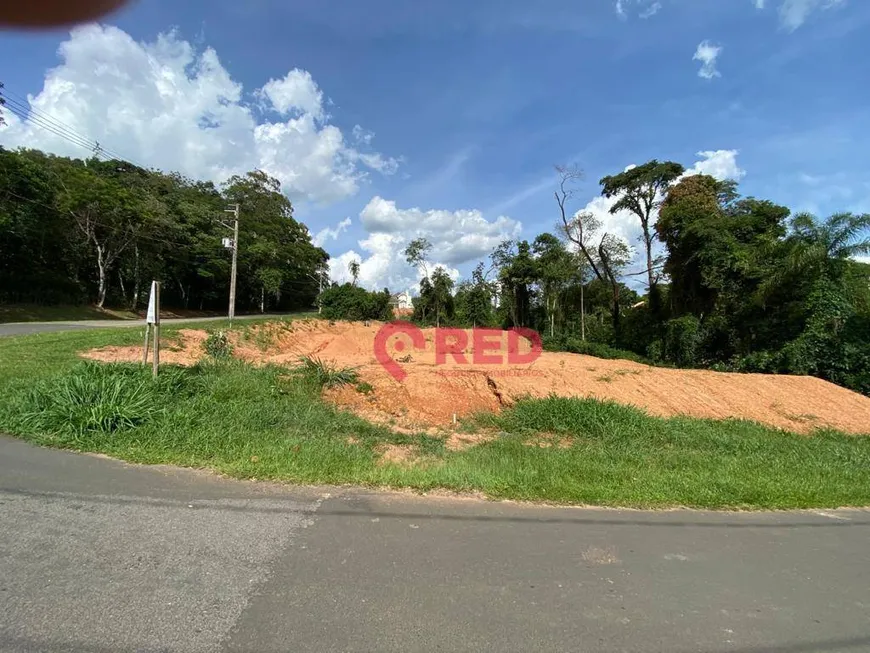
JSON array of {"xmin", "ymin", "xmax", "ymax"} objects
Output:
[{"xmin": 390, "ymin": 290, "xmax": 413, "ymax": 311}]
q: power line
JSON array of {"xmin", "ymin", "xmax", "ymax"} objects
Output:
[
  {"xmin": 2, "ymin": 98, "xmax": 99, "ymax": 154},
  {"xmin": 0, "ymin": 87, "xmax": 139, "ymax": 166},
  {"xmin": 0, "ymin": 84, "xmax": 151, "ymax": 171},
  {"xmin": 0, "ymin": 86, "xmax": 100, "ymax": 151}
]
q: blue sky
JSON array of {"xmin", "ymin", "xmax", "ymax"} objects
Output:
[{"xmin": 2, "ymin": 0, "xmax": 869, "ymax": 290}]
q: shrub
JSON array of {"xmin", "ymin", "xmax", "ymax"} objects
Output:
[
  {"xmin": 319, "ymin": 283, "xmax": 393, "ymax": 322},
  {"xmin": 203, "ymin": 330, "xmax": 233, "ymax": 359},
  {"xmin": 543, "ymin": 335, "xmax": 657, "ymax": 366},
  {"xmin": 662, "ymin": 315, "xmax": 703, "ymax": 367},
  {"xmin": 295, "ymin": 356, "xmax": 359, "ymax": 389}
]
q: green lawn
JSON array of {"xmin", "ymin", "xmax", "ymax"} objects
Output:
[
  {"xmin": 0, "ymin": 304, "xmax": 139, "ymax": 323},
  {"xmin": 0, "ymin": 303, "xmax": 296, "ymax": 323},
  {"xmin": 1, "ymin": 319, "xmax": 868, "ymax": 509}
]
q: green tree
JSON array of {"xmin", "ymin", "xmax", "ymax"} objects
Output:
[
  {"xmin": 404, "ymin": 237, "xmax": 432, "ymax": 278},
  {"xmin": 223, "ymin": 170, "xmax": 324, "ymax": 312},
  {"xmin": 320, "ymin": 283, "xmax": 392, "ymax": 321},
  {"xmin": 498, "ymin": 240, "xmax": 539, "ymax": 328},
  {"xmin": 600, "ymin": 160, "xmax": 685, "ymax": 293},
  {"xmin": 430, "ymin": 266, "xmax": 455, "ymax": 327},
  {"xmin": 348, "ymin": 260, "xmax": 361, "ymax": 287},
  {"xmin": 54, "ymin": 158, "xmax": 147, "ymax": 307},
  {"xmin": 772, "ymin": 212, "xmax": 870, "ymax": 287},
  {"xmin": 455, "ymin": 263, "xmax": 495, "ymax": 327},
  {"xmin": 532, "ymin": 233, "xmax": 576, "ymax": 337}
]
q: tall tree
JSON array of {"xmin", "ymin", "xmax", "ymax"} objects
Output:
[
  {"xmin": 600, "ymin": 160, "xmax": 685, "ymax": 294},
  {"xmin": 454, "ymin": 263, "xmax": 494, "ymax": 328},
  {"xmin": 404, "ymin": 237, "xmax": 432, "ymax": 279},
  {"xmin": 532, "ymin": 233, "xmax": 576, "ymax": 337},
  {"xmin": 596, "ymin": 234, "xmax": 632, "ymax": 335},
  {"xmin": 430, "ymin": 266, "xmax": 455, "ymax": 327},
  {"xmin": 223, "ymin": 170, "xmax": 323, "ymax": 312},
  {"xmin": 498, "ymin": 240, "xmax": 539, "ymax": 328},
  {"xmin": 560, "ymin": 210, "xmax": 603, "ymax": 341},
  {"xmin": 348, "ymin": 260, "xmax": 361, "ymax": 287},
  {"xmin": 55, "ymin": 159, "xmax": 145, "ymax": 307}
]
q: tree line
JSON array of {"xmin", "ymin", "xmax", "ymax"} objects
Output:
[
  {"xmin": 3, "ymin": 146, "xmax": 868, "ymax": 394},
  {"xmin": 402, "ymin": 161, "xmax": 870, "ymax": 396},
  {"xmin": 0, "ymin": 147, "xmax": 329, "ymax": 313}
]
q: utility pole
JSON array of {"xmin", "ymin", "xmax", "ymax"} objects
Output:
[
  {"xmin": 222, "ymin": 204, "xmax": 240, "ymax": 324},
  {"xmin": 318, "ymin": 272, "xmax": 324, "ymax": 314}
]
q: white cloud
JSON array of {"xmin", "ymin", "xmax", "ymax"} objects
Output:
[
  {"xmin": 639, "ymin": 2, "xmax": 662, "ymax": 18},
  {"xmin": 778, "ymin": 0, "xmax": 846, "ymax": 31},
  {"xmin": 351, "ymin": 125, "xmax": 374, "ymax": 146},
  {"xmin": 257, "ymin": 69, "xmax": 324, "ymax": 120},
  {"xmin": 312, "ymin": 217, "xmax": 352, "ymax": 247},
  {"xmin": 620, "ymin": 0, "xmax": 844, "ymax": 28},
  {"xmin": 753, "ymin": 0, "xmax": 846, "ymax": 29},
  {"xmin": 693, "ymin": 41, "xmax": 722, "ymax": 80},
  {"xmin": 854, "ymin": 255, "xmax": 870, "ymax": 265},
  {"xmin": 328, "ymin": 197, "xmax": 521, "ymax": 291},
  {"xmin": 328, "ymin": 236, "xmax": 461, "ymax": 293},
  {"xmin": 360, "ymin": 197, "xmax": 522, "ymax": 265},
  {"xmin": 0, "ymin": 25, "xmax": 398, "ymax": 204},
  {"xmin": 684, "ymin": 150, "xmax": 746, "ymax": 181},
  {"xmin": 615, "ymin": 0, "xmax": 662, "ymax": 18}
]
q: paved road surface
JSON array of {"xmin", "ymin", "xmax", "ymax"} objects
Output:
[
  {"xmin": 0, "ymin": 314, "xmax": 291, "ymax": 337},
  {"xmin": 1, "ymin": 435, "xmax": 868, "ymax": 653}
]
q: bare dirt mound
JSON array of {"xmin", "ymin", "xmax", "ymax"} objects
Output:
[{"xmin": 81, "ymin": 320, "xmax": 870, "ymax": 435}]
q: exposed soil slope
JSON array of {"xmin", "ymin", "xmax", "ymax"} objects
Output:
[{"xmin": 82, "ymin": 320, "xmax": 870, "ymax": 435}]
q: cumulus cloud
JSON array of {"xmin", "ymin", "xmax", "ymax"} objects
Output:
[
  {"xmin": 684, "ymin": 150, "xmax": 746, "ymax": 181},
  {"xmin": 312, "ymin": 217, "xmax": 352, "ymax": 247},
  {"xmin": 0, "ymin": 25, "xmax": 398, "ymax": 204},
  {"xmin": 329, "ymin": 197, "xmax": 521, "ymax": 292},
  {"xmin": 693, "ymin": 41, "xmax": 723, "ymax": 80},
  {"xmin": 257, "ymin": 69, "xmax": 325, "ymax": 120}
]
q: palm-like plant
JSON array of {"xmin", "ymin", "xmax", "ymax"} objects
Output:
[
  {"xmin": 760, "ymin": 212, "xmax": 870, "ymax": 300},
  {"xmin": 789, "ymin": 212, "xmax": 870, "ymax": 271}
]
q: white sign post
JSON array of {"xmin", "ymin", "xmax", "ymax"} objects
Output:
[{"xmin": 142, "ymin": 281, "xmax": 160, "ymax": 377}]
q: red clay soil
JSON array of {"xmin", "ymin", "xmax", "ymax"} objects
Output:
[{"xmin": 81, "ymin": 320, "xmax": 870, "ymax": 435}]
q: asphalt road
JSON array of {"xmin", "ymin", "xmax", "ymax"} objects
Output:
[
  {"xmin": 1, "ymin": 436, "xmax": 868, "ymax": 653},
  {"xmin": 0, "ymin": 314, "xmax": 291, "ymax": 337}
]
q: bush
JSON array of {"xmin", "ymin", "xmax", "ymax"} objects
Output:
[
  {"xmin": 203, "ymin": 330, "xmax": 233, "ymax": 359},
  {"xmin": 19, "ymin": 363, "xmax": 195, "ymax": 441},
  {"xmin": 543, "ymin": 335, "xmax": 657, "ymax": 366},
  {"xmin": 617, "ymin": 303, "xmax": 659, "ymax": 357},
  {"xmin": 662, "ymin": 315, "xmax": 703, "ymax": 367},
  {"xmin": 295, "ymin": 356, "xmax": 359, "ymax": 389},
  {"xmin": 319, "ymin": 284, "xmax": 393, "ymax": 322}
]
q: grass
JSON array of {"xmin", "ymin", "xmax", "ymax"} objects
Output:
[
  {"xmin": 295, "ymin": 356, "xmax": 359, "ymax": 389},
  {"xmin": 0, "ymin": 304, "xmax": 138, "ymax": 323},
  {"xmin": 0, "ymin": 303, "xmax": 314, "ymax": 325},
  {"xmin": 0, "ymin": 321, "xmax": 868, "ymax": 509}
]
